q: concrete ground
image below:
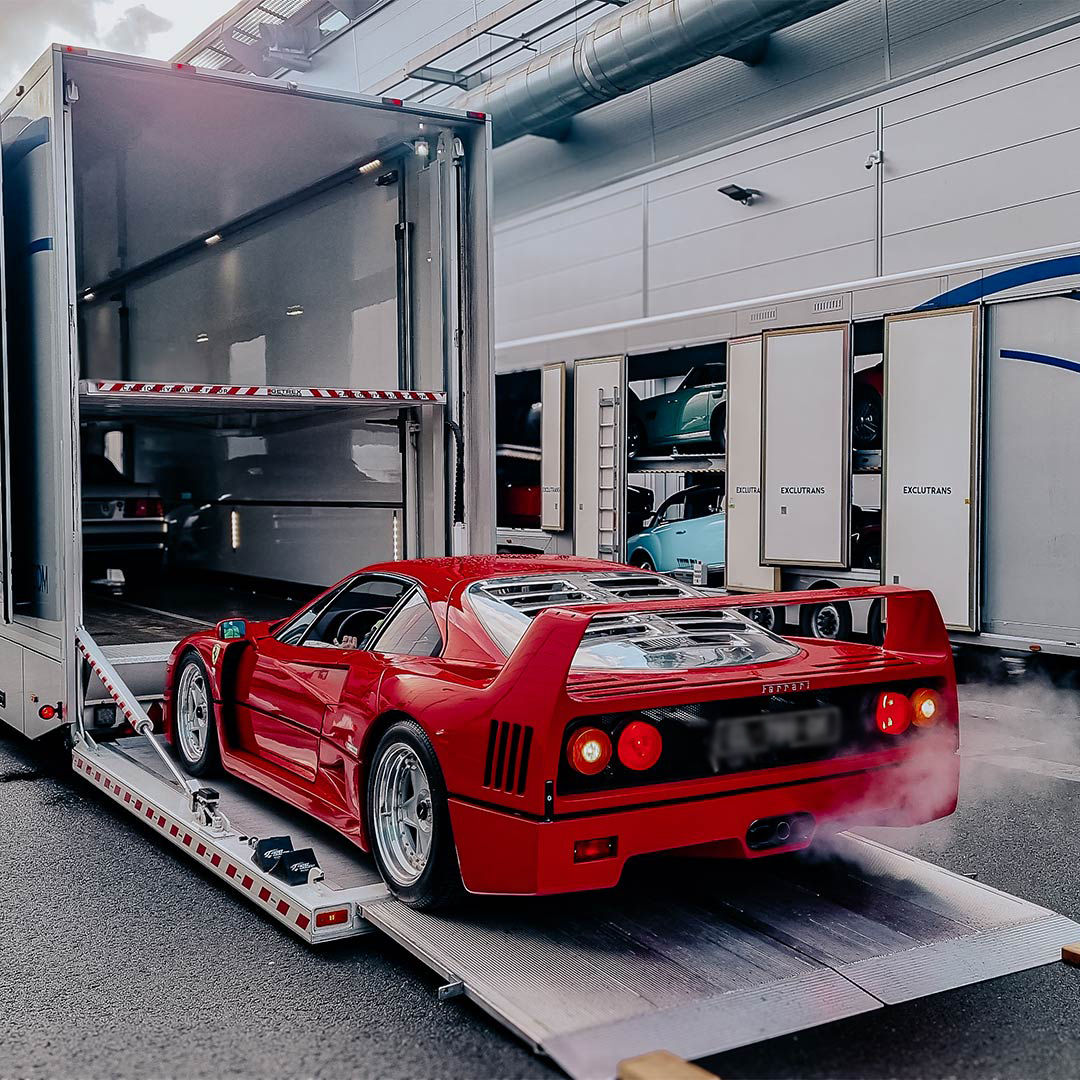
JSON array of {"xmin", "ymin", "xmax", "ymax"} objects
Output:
[{"xmin": 2, "ymin": 678, "xmax": 1079, "ymax": 1080}]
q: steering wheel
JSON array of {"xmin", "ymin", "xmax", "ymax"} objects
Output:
[{"xmin": 333, "ymin": 608, "xmax": 385, "ymax": 649}]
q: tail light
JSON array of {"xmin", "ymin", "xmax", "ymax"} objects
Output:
[
  {"xmin": 567, "ymin": 727, "xmax": 612, "ymax": 775},
  {"xmin": 125, "ymin": 498, "xmax": 164, "ymax": 518},
  {"xmin": 573, "ymin": 836, "xmax": 617, "ymax": 863},
  {"xmin": 315, "ymin": 907, "xmax": 351, "ymax": 928},
  {"xmin": 875, "ymin": 691, "xmax": 913, "ymax": 736},
  {"xmin": 911, "ymin": 688, "xmax": 943, "ymax": 727},
  {"xmin": 617, "ymin": 720, "xmax": 663, "ymax": 770}
]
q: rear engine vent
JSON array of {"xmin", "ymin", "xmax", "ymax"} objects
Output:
[
  {"xmin": 482, "ymin": 578, "xmax": 591, "ymax": 615},
  {"xmin": 590, "ymin": 574, "xmax": 685, "ymax": 601},
  {"xmin": 483, "ymin": 719, "xmax": 533, "ymax": 795}
]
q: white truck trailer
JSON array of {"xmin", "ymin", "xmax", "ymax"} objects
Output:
[
  {"xmin": 2, "ymin": 46, "xmax": 1078, "ymax": 1080},
  {"xmin": 0, "ymin": 45, "xmax": 494, "ymax": 740},
  {"xmin": 496, "ymin": 239, "xmax": 1080, "ymax": 668}
]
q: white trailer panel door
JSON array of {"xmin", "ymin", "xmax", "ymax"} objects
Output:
[
  {"xmin": 725, "ymin": 337, "xmax": 779, "ymax": 592},
  {"xmin": 762, "ymin": 325, "xmax": 850, "ymax": 568},
  {"xmin": 541, "ymin": 364, "xmax": 566, "ymax": 531},
  {"xmin": 574, "ymin": 356, "xmax": 625, "ymax": 560},
  {"xmin": 884, "ymin": 307, "xmax": 980, "ymax": 631}
]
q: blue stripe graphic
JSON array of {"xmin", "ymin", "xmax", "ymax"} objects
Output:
[
  {"xmin": 1000, "ymin": 348, "xmax": 1080, "ymax": 376},
  {"xmin": 26, "ymin": 237, "xmax": 54, "ymax": 256},
  {"xmin": 918, "ymin": 253, "xmax": 1080, "ymax": 310}
]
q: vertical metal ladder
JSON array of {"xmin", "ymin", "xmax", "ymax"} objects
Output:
[{"xmin": 596, "ymin": 386, "xmax": 620, "ymax": 560}]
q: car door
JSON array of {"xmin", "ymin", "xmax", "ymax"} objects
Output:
[{"xmin": 236, "ymin": 574, "xmax": 411, "ymax": 783}]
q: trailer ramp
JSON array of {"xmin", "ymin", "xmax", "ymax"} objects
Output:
[{"xmin": 362, "ymin": 833, "xmax": 1079, "ymax": 1080}]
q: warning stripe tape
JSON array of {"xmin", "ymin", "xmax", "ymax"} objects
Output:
[
  {"xmin": 74, "ymin": 752, "xmax": 315, "ymax": 934},
  {"xmin": 88, "ymin": 381, "xmax": 446, "ymax": 403},
  {"xmin": 75, "ymin": 637, "xmax": 145, "ymax": 730}
]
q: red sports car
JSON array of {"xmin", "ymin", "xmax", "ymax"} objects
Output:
[{"xmin": 165, "ymin": 556, "xmax": 958, "ymax": 908}]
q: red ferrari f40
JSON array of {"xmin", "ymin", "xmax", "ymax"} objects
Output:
[{"xmin": 165, "ymin": 557, "xmax": 958, "ymax": 908}]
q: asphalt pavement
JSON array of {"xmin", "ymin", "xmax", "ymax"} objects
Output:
[{"xmin": 2, "ymin": 677, "xmax": 1080, "ymax": 1080}]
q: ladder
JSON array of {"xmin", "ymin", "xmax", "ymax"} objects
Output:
[{"xmin": 596, "ymin": 386, "xmax": 620, "ymax": 559}]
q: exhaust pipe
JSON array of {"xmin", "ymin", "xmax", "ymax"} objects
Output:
[{"xmin": 747, "ymin": 812, "xmax": 814, "ymax": 851}]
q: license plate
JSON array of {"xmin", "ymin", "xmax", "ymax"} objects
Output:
[{"xmin": 708, "ymin": 706, "xmax": 841, "ymax": 770}]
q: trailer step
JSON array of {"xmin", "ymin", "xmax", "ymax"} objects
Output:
[{"xmin": 360, "ymin": 833, "xmax": 1080, "ymax": 1080}]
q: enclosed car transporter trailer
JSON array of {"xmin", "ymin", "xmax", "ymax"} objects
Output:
[{"xmin": 3, "ymin": 45, "xmax": 1080, "ymax": 1080}]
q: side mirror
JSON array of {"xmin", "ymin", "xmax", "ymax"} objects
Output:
[{"xmin": 217, "ymin": 618, "xmax": 248, "ymax": 641}]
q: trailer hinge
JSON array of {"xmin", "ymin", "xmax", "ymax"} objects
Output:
[
  {"xmin": 438, "ymin": 980, "xmax": 465, "ymax": 1001},
  {"xmin": 65, "ymin": 79, "xmax": 80, "ymax": 105}
]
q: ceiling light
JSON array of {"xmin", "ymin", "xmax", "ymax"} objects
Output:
[
  {"xmin": 195, "ymin": 333, "xmax": 209, "ymax": 343},
  {"xmin": 413, "ymin": 139, "xmax": 430, "ymax": 158},
  {"xmin": 204, "ymin": 233, "xmax": 223, "ymax": 246},
  {"xmin": 358, "ymin": 158, "xmax": 383, "ymax": 175},
  {"xmin": 286, "ymin": 305, "xmax": 304, "ymax": 317},
  {"xmin": 82, "ymin": 291, "xmax": 95, "ymax": 302}
]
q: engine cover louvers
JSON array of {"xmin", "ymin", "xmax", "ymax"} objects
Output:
[{"xmin": 483, "ymin": 718, "xmax": 533, "ymax": 795}]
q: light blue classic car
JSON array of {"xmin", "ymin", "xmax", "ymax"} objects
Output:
[
  {"xmin": 628, "ymin": 363, "xmax": 726, "ymax": 456},
  {"xmin": 626, "ymin": 484, "xmax": 725, "ymax": 583}
]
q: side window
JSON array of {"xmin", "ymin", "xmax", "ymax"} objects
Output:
[
  {"xmin": 659, "ymin": 495, "xmax": 686, "ymax": 523},
  {"xmin": 371, "ymin": 589, "xmax": 442, "ymax": 657},
  {"xmin": 276, "ymin": 575, "xmax": 410, "ymax": 648}
]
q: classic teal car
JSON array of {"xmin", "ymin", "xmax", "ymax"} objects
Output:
[
  {"xmin": 626, "ymin": 484, "xmax": 726, "ymax": 583},
  {"xmin": 629, "ymin": 363, "xmax": 726, "ymax": 456}
]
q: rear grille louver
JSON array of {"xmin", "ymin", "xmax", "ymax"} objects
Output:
[{"xmin": 483, "ymin": 719, "xmax": 533, "ymax": 795}]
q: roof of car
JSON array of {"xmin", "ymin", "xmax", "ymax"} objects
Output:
[{"xmin": 362, "ymin": 554, "xmax": 634, "ymax": 600}]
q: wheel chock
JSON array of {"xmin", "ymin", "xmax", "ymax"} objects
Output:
[
  {"xmin": 617, "ymin": 1050, "xmax": 717, "ymax": 1080},
  {"xmin": 1063, "ymin": 943, "xmax": 1080, "ymax": 966}
]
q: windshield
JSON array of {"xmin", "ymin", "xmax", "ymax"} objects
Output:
[{"xmin": 466, "ymin": 573, "xmax": 799, "ymax": 671}]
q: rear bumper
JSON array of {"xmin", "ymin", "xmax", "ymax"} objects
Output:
[
  {"xmin": 448, "ymin": 754, "xmax": 959, "ymax": 896},
  {"xmin": 83, "ymin": 520, "xmax": 167, "ymax": 555}
]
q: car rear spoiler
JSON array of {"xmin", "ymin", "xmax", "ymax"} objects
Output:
[{"xmin": 483, "ymin": 585, "xmax": 950, "ymax": 715}]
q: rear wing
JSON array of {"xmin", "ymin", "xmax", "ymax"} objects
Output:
[{"xmin": 483, "ymin": 585, "xmax": 950, "ymax": 717}]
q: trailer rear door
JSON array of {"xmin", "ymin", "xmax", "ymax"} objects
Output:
[
  {"xmin": 541, "ymin": 364, "xmax": 565, "ymax": 531},
  {"xmin": 761, "ymin": 325, "xmax": 850, "ymax": 568},
  {"xmin": 1, "ymin": 68, "xmax": 74, "ymax": 640},
  {"xmin": 883, "ymin": 307, "xmax": 980, "ymax": 631},
  {"xmin": 0, "ymin": 128, "xmax": 9, "ymax": 620},
  {"xmin": 725, "ymin": 337, "xmax": 779, "ymax": 591},
  {"xmin": 573, "ymin": 356, "xmax": 625, "ymax": 560}
]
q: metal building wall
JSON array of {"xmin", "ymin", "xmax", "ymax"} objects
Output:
[{"xmin": 281, "ymin": 0, "xmax": 1080, "ymax": 346}]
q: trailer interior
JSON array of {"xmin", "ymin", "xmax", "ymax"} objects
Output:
[{"xmin": 11, "ymin": 55, "xmax": 469, "ymax": 666}]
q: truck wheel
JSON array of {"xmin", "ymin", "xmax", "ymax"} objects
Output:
[
  {"xmin": 743, "ymin": 606, "xmax": 784, "ymax": 633},
  {"xmin": 709, "ymin": 405, "xmax": 727, "ymax": 453},
  {"xmin": 172, "ymin": 653, "xmax": 220, "ymax": 776},
  {"xmin": 367, "ymin": 719, "xmax": 462, "ymax": 910},
  {"xmin": 799, "ymin": 601, "xmax": 852, "ymax": 641}
]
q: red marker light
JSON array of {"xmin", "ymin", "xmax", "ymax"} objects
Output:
[
  {"xmin": 174, "ymin": 62, "xmax": 196, "ymax": 73},
  {"xmin": 566, "ymin": 727, "xmax": 611, "ymax": 776},
  {"xmin": 573, "ymin": 836, "xmax": 617, "ymax": 863},
  {"xmin": 38, "ymin": 704, "xmax": 57, "ymax": 721},
  {"xmin": 467, "ymin": 110, "xmax": 487, "ymax": 120},
  {"xmin": 382, "ymin": 97, "xmax": 404, "ymax": 107},
  {"xmin": 875, "ymin": 691, "xmax": 912, "ymax": 736},
  {"xmin": 617, "ymin": 720, "xmax": 663, "ymax": 770}
]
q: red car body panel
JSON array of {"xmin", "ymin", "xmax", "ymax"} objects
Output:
[{"xmin": 165, "ymin": 556, "xmax": 959, "ymax": 896}]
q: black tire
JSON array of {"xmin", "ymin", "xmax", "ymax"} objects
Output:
[
  {"xmin": 867, "ymin": 600, "xmax": 885, "ymax": 645},
  {"xmin": 743, "ymin": 605, "xmax": 784, "ymax": 633},
  {"xmin": 799, "ymin": 600, "xmax": 853, "ymax": 641},
  {"xmin": 628, "ymin": 417, "xmax": 647, "ymax": 458},
  {"xmin": 630, "ymin": 550, "xmax": 656, "ymax": 572},
  {"xmin": 171, "ymin": 653, "xmax": 220, "ymax": 776},
  {"xmin": 366, "ymin": 719, "xmax": 463, "ymax": 910},
  {"xmin": 709, "ymin": 404, "xmax": 727, "ymax": 453},
  {"xmin": 852, "ymin": 384, "xmax": 882, "ymax": 451}
]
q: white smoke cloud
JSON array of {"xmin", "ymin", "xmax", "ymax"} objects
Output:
[{"xmin": 102, "ymin": 5, "xmax": 172, "ymax": 55}]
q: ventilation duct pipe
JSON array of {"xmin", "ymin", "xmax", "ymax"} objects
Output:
[{"xmin": 459, "ymin": 0, "xmax": 848, "ymax": 146}]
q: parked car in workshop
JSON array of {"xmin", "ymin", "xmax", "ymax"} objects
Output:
[
  {"xmin": 81, "ymin": 453, "xmax": 167, "ymax": 584},
  {"xmin": 629, "ymin": 363, "xmax": 726, "ymax": 456},
  {"xmin": 627, "ymin": 484, "xmax": 725, "ymax": 584}
]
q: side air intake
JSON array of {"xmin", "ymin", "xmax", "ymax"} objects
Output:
[{"xmin": 483, "ymin": 719, "xmax": 533, "ymax": 795}]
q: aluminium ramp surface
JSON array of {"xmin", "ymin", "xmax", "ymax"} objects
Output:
[{"xmin": 363, "ymin": 832, "xmax": 1080, "ymax": 1080}]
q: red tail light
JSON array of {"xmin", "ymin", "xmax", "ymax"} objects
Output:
[
  {"xmin": 125, "ymin": 498, "xmax": 164, "ymax": 518},
  {"xmin": 567, "ymin": 727, "xmax": 612, "ymax": 775},
  {"xmin": 876, "ymin": 691, "xmax": 913, "ymax": 736},
  {"xmin": 617, "ymin": 720, "xmax": 663, "ymax": 770},
  {"xmin": 911, "ymin": 688, "xmax": 943, "ymax": 727},
  {"xmin": 315, "ymin": 907, "xmax": 351, "ymax": 928},
  {"xmin": 573, "ymin": 836, "xmax": 617, "ymax": 863}
]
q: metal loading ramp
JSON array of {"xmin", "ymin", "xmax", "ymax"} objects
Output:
[{"xmin": 362, "ymin": 833, "xmax": 1080, "ymax": 1080}]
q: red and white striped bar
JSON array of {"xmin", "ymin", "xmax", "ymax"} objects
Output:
[{"xmin": 82, "ymin": 380, "xmax": 446, "ymax": 405}]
